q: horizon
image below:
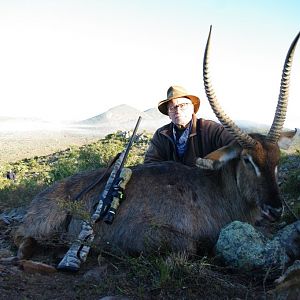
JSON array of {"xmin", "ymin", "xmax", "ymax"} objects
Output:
[{"xmin": 0, "ymin": 1, "xmax": 299, "ymax": 129}]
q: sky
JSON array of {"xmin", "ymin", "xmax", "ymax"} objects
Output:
[{"xmin": 0, "ymin": 0, "xmax": 299, "ymax": 129}]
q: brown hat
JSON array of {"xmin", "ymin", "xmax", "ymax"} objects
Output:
[{"xmin": 158, "ymin": 85, "xmax": 200, "ymax": 115}]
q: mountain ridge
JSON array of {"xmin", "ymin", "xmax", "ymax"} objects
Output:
[{"xmin": 77, "ymin": 104, "xmax": 166, "ymax": 125}]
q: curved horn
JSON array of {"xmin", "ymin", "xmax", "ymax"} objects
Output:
[
  {"xmin": 203, "ymin": 26, "xmax": 257, "ymax": 148},
  {"xmin": 267, "ymin": 31, "xmax": 300, "ymax": 144}
]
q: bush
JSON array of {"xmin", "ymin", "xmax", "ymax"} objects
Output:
[
  {"xmin": 49, "ymin": 158, "xmax": 79, "ymax": 182},
  {"xmin": 0, "ymin": 179, "xmax": 47, "ymax": 211},
  {"xmin": 282, "ymin": 169, "xmax": 300, "ymax": 198}
]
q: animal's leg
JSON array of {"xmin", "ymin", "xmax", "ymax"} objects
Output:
[{"xmin": 17, "ymin": 237, "xmax": 37, "ymax": 259}]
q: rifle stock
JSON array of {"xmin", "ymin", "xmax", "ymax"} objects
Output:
[{"xmin": 57, "ymin": 116, "xmax": 142, "ymax": 272}]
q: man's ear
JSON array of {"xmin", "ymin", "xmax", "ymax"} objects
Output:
[
  {"xmin": 278, "ymin": 129, "xmax": 298, "ymax": 150},
  {"xmin": 195, "ymin": 144, "xmax": 241, "ymax": 170}
]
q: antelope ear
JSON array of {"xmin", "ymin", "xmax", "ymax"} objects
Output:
[
  {"xmin": 195, "ymin": 144, "xmax": 241, "ymax": 170},
  {"xmin": 278, "ymin": 128, "xmax": 298, "ymax": 150}
]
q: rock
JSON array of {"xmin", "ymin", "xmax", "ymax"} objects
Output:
[
  {"xmin": 0, "ymin": 207, "xmax": 27, "ymax": 225},
  {"xmin": 275, "ymin": 221, "xmax": 300, "ymax": 262},
  {"xmin": 83, "ymin": 265, "xmax": 108, "ymax": 282},
  {"xmin": 19, "ymin": 260, "xmax": 57, "ymax": 274},
  {"xmin": 216, "ymin": 221, "xmax": 288, "ymax": 275}
]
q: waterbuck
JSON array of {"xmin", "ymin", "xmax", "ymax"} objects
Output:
[{"xmin": 15, "ymin": 28, "xmax": 299, "ymax": 260}]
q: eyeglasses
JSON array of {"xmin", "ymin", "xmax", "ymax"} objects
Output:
[{"xmin": 168, "ymin": 103, "xmax": 191, "ymax": 113}]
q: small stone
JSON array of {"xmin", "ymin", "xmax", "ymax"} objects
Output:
[
  {"xmin": 19, "ymin": 260, "xmax": 57, "ymax": 274},
  {"xmin": 83, "ymin": 265, "xmax": 108, "ymax": 282}
]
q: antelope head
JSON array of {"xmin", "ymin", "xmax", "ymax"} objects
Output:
[{"xmin": 197, "ymin": 26, "xmax": 299, "ymax": 222}]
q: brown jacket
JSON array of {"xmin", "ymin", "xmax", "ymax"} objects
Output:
[{"xmin": 144, "ymin": 114, "xmax": 235, "ymax": 166}]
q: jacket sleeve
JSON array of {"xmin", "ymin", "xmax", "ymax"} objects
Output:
[{"xmin": 144, "ymin": 130, "xmax": 168, "ymax": 164}]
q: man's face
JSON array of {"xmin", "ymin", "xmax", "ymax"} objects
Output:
[{"xmin": 167, "ymin": 98, "xmax": 194, "ymax": 128}]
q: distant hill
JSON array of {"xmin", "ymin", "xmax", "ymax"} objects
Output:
[
  {"xmin": 143, "ymin": 108, "xmax": 167, "ymax": 119},
  {"xmin": 235, "ymin": 120, "xmax": 269, "ymax": 133},
  {"xmin": 78, "ymin": 104, "xmax": 151, "ymax": 125},
  {"xmin": 77, "ymin": 104, "xmax": 169, "ymax": 131}
]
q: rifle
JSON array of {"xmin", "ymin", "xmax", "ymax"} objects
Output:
[{"xmin": 57, "ymin": 116, "xmax": 142, "ymax": 272}]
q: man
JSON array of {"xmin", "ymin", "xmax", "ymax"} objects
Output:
[{"xmin": 144, "ymin": 85, "xmax": 234, "ymax": 166}]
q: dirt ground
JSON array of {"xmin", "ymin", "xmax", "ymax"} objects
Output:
[{"xmin": 0, "ymin": 254, "xmax": 272, "ymax": 300}]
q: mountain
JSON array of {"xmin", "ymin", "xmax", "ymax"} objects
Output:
[
  {"xmin": 77, "ymin": 104, "xmax": 169, "ymax": 131},
  {"xmin": 78, "ymin": 104, "xmax": 151, "ymax": 125},
  {"xmin": 235, "ymin": 120, "xmax": 269, "ymax": 133},
  {"xmin": 143, "ymin": 108, "xmax": 167, "ymax": 119}
]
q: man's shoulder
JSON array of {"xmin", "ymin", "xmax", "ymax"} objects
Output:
[
  {"xmin": 199, "ymin": 118, "xmax": 221, "ymax": 128},
  {"xmin": 199, "ymin": 118, "xmax": 235, "ymax": 143},
  {"xmin": 155, "ymin": 122, "xmax": 172, "ymax": 135}
]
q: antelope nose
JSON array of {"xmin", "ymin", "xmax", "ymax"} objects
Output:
[{"xmin": 262, "ymin": 204, "xmax": 283, "ymax": 222}]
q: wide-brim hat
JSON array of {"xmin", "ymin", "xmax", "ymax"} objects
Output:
[{"xmin": 158, "ymin": 85, "xmax": 200, "ymax": 115}]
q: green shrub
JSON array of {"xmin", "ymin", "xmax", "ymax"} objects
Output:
[
  {"xmin": 0, "ymin": 179, "xmax": 47, "ymax": 211},
  {"xmin": 78, "ymin": 143, "xmax": 105, "ymax": 170},
  {"xmin": 49, "ymin": 156, "xmax": 79, "ymax": 182},
  {"xmin": 282, "ymin": 169, "xmax": 300, "ymax": 198}
]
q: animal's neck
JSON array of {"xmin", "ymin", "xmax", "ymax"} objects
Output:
[{"xmin": 218, "ymin": 161, "xmax": 260, "ymax": 225}]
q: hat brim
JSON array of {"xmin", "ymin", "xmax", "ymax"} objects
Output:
[{"xmin": 158, "ymin": 95, "xmax": 200, "ymax": 115}]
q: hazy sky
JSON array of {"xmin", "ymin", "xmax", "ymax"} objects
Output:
[{"xmin": 0, "ymin": 0, "xmax": 299, "ymax": 129}]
